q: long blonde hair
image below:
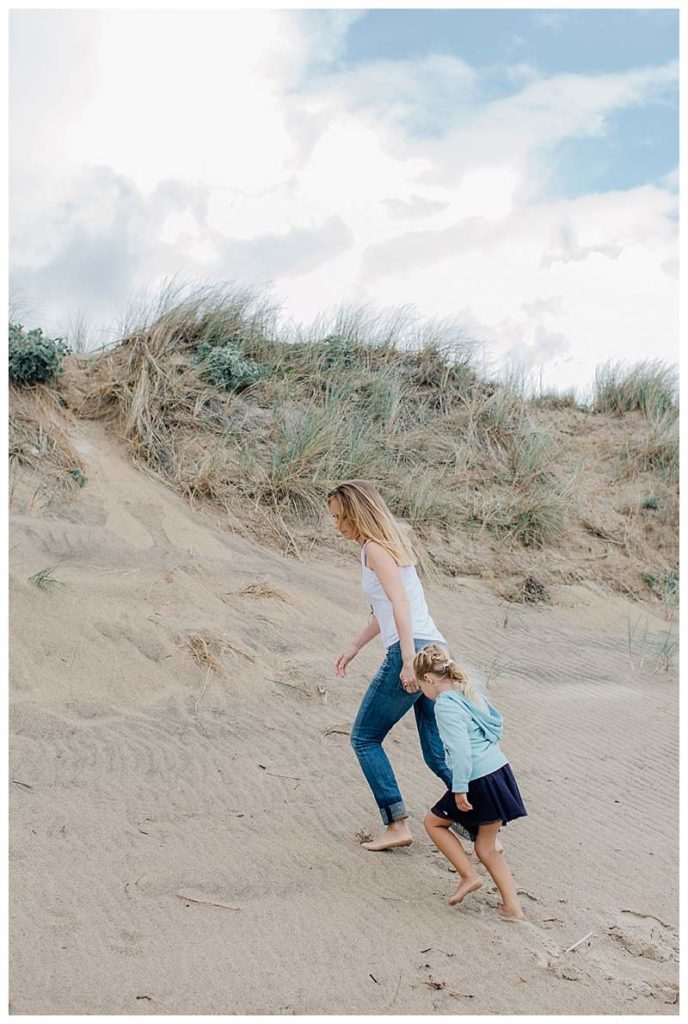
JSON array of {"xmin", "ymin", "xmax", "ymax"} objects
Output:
[
  {"xmin": 326, "ymin": 480, "xmax": 416, "ymax": 566},
  {"xmin": 413, "ymin": 644, "xmax": 482, "ymax": 705}
]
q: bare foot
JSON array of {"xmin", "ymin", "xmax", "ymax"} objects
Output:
[
  {"xmin": 498, "ymin": 907, "xmax": 525, "ymax": 921},
  {"xmin": 448, "ymin": 876, "xmax": 483, "ymax": 906},
  {"xmin": 362, "ymin": 824, "xmax": 413, "ymax": 851}
]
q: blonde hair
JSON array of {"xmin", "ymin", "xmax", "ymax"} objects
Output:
[
  {"xmin": 326, "ymin": 480, "xmax": 416, "ymax": 566},
  {"xmin": 413, "ymin": 644, "xmax": 482, "ymax": 705}
]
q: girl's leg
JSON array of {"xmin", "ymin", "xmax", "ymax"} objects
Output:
[
  {"xmin": 473, "ymin": 822, "xmax": 524, "ymax": 919},
  {"xmin": 350, "ymin": 645, "xmax": 418, "ymax": 847},
  {"xmin": 424, "ymin": 812, "xmax": 482, "ymax": 905}
]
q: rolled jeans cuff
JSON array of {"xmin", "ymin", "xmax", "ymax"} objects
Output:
[{"xmin": 379, "ymin": 799, "xmax": 408, "ymax": 825}]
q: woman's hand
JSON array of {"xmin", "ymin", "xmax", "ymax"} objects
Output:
[
  {"xmin": 455, "ymin": 793, "xmax": 472, "ymax": 812},
  {"xmin": 400, "ymin": 659, "xmax": 420, "ymax": 693},
  {"xmin": 334, "ymin": 645, "xmax": 359, "ymax": 677}
]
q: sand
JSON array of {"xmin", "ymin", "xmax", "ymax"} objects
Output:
[{"xmin": 9, "ymin": 419, "xmax": 679, "ymax": 1014}]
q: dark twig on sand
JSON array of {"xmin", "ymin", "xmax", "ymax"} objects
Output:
[{"xmin": 424, "ymin": 979, "xmax": 474, "ymax": 999}]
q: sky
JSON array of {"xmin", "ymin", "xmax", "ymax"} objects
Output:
[{"xmin": 8, "ymin": 8, "xmax": 679, "ymax": 397}]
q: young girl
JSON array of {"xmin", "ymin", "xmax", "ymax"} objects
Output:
[
  {"xmin": 413, "ymin": 644, "xmax": 527, "ymax": 919},
  {"xmin": 327, "ymin": 480, "xmax": 452, "ymax": 852}
]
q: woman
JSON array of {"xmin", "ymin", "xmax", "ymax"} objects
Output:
[{"xmin": 327, "ymin": 480, "xmax": 452, "ymax": 851}]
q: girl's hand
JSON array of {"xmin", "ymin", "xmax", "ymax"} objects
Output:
[
  {"xmin": 455, "ymin": 793, "xmax": 472, "ymax": 812},
  {"xmin": 334, "ymin": 645, "xmax": 359, "ymax": 677},
  {"xmin": 400, "ymin": 660, "xmax": 420, "ymax": 693}
]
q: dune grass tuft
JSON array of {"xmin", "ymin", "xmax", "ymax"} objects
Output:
[
  {"xmin": 29, "ymin": 565, "xmax": 66, "ymax": 591},
  {"xmin": 592, "ymin": 359, "xmax": 678, "ymax": 419},
  {"xmin": 9, "ymin": 382, "xmax": 88, "ymax": 508}
]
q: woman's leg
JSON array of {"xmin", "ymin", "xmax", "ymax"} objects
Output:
[
  {"xmin": 414, "ymin": 693, "xmax": 453, "ymax": 790},
  {"xmin": 473, "ymin": 822, "xmax": 524, "ymax": 919},
  {"xmin": 424, "ymin": 812, "xmax": 482, "ymax": 905},
  {"xmin": 350, "ymin": 644, "xmax": 418, "ymax": 843}
]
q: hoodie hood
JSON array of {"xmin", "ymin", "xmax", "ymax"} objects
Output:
[{"xmin": 439, "ymin": 690, "xmax": 503, "ymax": 743}]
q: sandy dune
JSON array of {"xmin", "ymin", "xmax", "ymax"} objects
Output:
[{"xmin": 9, "ymin": 420, "xmax": 678, "ymax": 1014}]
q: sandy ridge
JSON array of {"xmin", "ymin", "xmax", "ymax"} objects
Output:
[{"xmin": 9, "ymin": 419, "xmax": 678, "ymax": 1013}]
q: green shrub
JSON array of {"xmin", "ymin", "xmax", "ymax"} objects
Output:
[
  {"xmin": 193, "ymin": 340, "xmax": 262, "ymax": 392},
  {"xmin": 318, "ymin": 334, "xmax": 361, "ymax": 369},
  {"xmin": 9, "ymin": 324, "xmax": 70, "ymax": 385},
  {"xmin": 69, "ymin": 467, "xmax": 88, "ymax": 487}
]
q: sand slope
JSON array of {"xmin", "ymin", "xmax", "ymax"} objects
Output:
[{"xmin": 9, "ymin": 419, "xmax": 678, "ymax": 1014}]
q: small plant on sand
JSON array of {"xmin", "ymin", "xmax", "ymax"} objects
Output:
[
  {"xmin": 9, "ymin": 324, "xmax": 71, "ymax": 385},
  {"xmin": 69, "ymin": 467, "xmax": 87, "ymax": 487},
  {"xmin": 640, "ymin": 569, "xmax": 678, "ymax": 620},
  {"xmin": 641, "ymin": 496, "xmax": 659, "ymax": 510},
  {"xmin": 655, "ymin": 628, "xmax": 678, "ymax": 672},
  {"xmin": 29, "ymin": 565, "xmax": 66, "ymax": 591},
  {"xmin": 193, "ymin": 340, "xmax": 263, "ymax": 392}
]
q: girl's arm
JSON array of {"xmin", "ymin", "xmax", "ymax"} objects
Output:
[
  {"xmin": 334, "ymin": 613, "xmax": 380, "ymax": 677},
  {"xmin": 365, "ymin": 542, "xmax": 417, "ymax": 691},
  {"xmin": 434, "ymin": 699, "xmax": 473, "ymax": 794}
]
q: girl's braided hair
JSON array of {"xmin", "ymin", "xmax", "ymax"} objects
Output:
[{"xmin": 413, "ymin": 644, "xmax": 482, "ymax": 705}]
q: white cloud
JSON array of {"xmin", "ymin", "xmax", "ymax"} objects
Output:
[{"xmin": 9, "ymin": 11, "xmax": 678, "ymax": 396}]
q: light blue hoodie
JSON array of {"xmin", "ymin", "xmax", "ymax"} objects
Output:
[{"xmin": 434, "ymin": 689, "xmax": 508, "ymax": 793}]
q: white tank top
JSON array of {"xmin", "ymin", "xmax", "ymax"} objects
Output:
[{"xmin": 360, "ymin": 541, "xmax": 445, "ymax": 649}]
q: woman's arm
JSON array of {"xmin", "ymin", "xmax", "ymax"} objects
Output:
[
  {"xmin": 365, "ymin": 542, "xmax": 417, "ymax": 691},
  {"xmin": 353, "ymin": 612, "xmax": 381, "ymax": 650},
  {"xmin": 334, "ymin": 613, "xmax": 380, "ymax": 677}
]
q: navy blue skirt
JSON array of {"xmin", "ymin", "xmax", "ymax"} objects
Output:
[{"xmin": 430, "ymin": 763, "xmax": 527, "ymax": 842}]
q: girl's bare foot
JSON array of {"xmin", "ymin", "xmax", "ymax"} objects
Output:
[
  {"xmin": 362, "ymin": 822, "xmax": 413, "ymax": 851},
  {"xmin": 448, "ymin": 876, "xmax": 483, "ymax": 906},
  {"xmin": 498, "ymin": 906, "xmax": 525, "ymax": 921}
]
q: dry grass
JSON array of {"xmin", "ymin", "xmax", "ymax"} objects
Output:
[
  {"xmin": 592, "ymin": 360, "xmax": 678, "ymax": 419},
  {"xmin": 9, "ymin": 382, "xmax": 87, "ymax": 510},
  {"xmin": 187, "ymin": 632, "xmax": 224, "ymax": 675},
  {"xmin": 237, "ymin": 581, "xmax": 288, "ymax": 602}
]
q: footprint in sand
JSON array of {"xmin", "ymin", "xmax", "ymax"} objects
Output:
[
  {"xmin": 607, "ymin": 918, "xmax": 678, "ymax": 963},
  {"xmin": 94, "ymin": 618, "xmax": 170, "ymax": 663}
]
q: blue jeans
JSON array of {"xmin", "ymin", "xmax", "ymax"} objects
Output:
[{"xmin": 350, "ymin": 639, "xmax": 452, "ymax": 824}]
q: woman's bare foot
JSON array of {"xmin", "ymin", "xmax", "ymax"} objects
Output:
[
  {"xmin": 498, "ymin": 906, "xmax": 525, "ymax": 921},
  {"xmin": 448, "ymin": 876, "xmax": 483, "ymax": 906},
  {"xmin": 362, "ymin": 821, "xmax": 413, "ymax": 851}
]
